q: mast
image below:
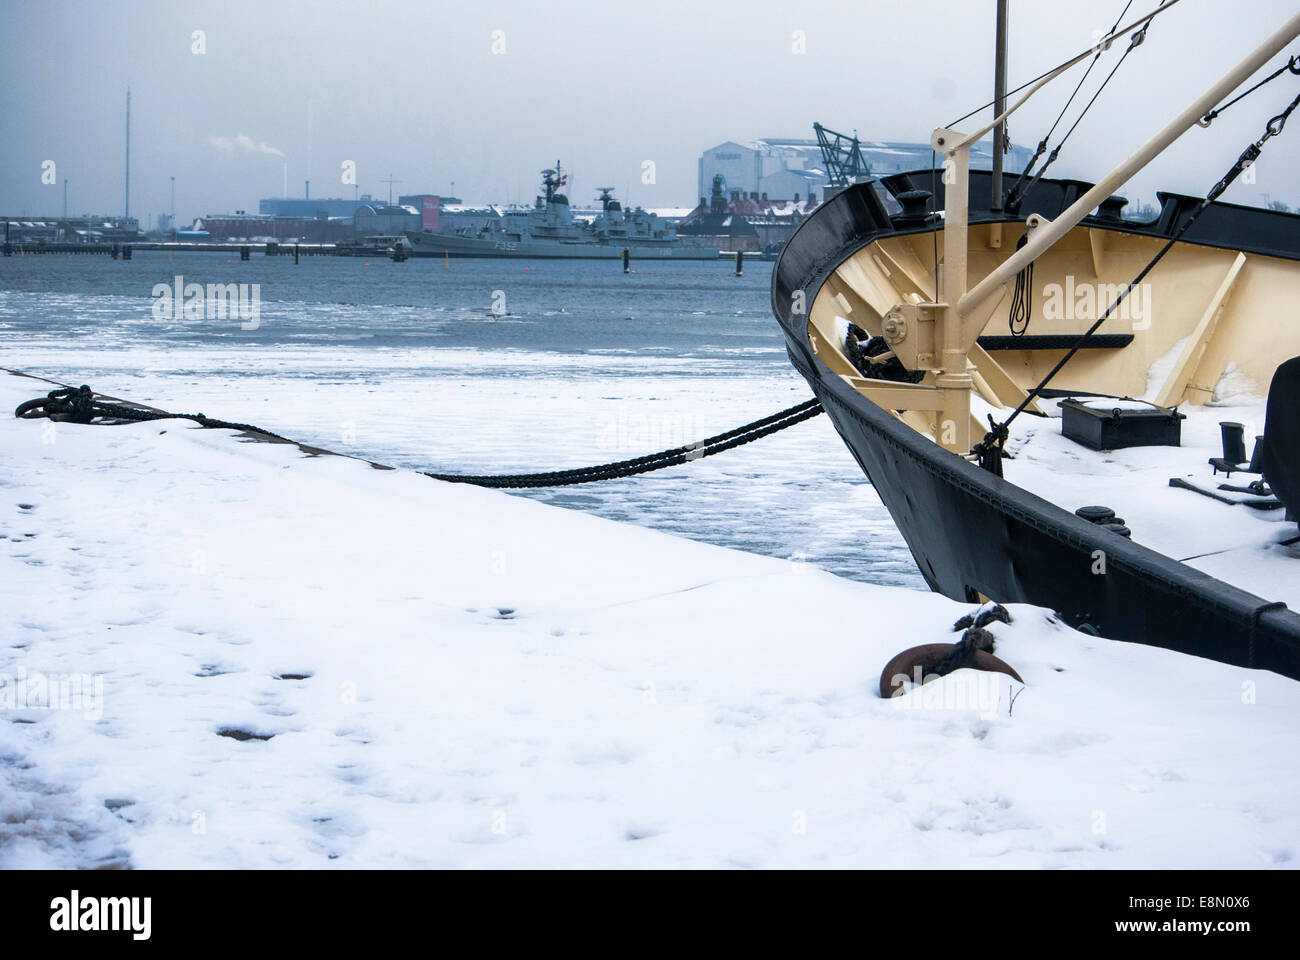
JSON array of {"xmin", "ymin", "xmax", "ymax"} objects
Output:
[
  {"xmin": 991, "ymin": 0, "xmax": 1008, "ymax": 212},
  {"xmin": 923, "ymin": 9, "xmax": 1300, "ymax": 454},
  {"xmin": 956, "ymin": 10, "xmax": 1300, "ymax": 319}
]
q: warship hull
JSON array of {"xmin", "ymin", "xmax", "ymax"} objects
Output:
[{"xmin": 406, "ymin": 230, "xmax": 720, "ymax": 260}]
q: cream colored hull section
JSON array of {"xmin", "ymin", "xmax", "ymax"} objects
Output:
[{"xmin": 808, "ymin": 223, "xmax": 1300, "ymax": 426}]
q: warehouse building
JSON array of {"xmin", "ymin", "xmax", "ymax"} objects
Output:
[
  {"xmin": 698, "ymin": 137, "xmax": 1035, "ymax": 202},
  {"xmin": 353, "ymin": 203, "xmax": 420, "ymax": 237}
]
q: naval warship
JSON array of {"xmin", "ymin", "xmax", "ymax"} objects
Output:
[{"xmin": 405, "ymin": 163, "xmax": 719, "ymax": 260}]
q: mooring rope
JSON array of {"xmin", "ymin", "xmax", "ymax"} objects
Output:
[
  {"xmin": 14, "ymin": 385, "xmax": 295, "ymax": 441},
  {"xmin": 14, "ymin": 384, "xmax": 824, "ymax": 489},
  {"xmin": 425, "ymin": 399, "xmax": 824, "ymax": 488}
]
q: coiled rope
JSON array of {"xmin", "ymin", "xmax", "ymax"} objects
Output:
[
  {"xmin": 1008, "ymin": 233, "xmax": 1033, "ymax": 337},
  {"xmin": 14, "ymin": 385, "xmax": 824, "ymax": 490}
]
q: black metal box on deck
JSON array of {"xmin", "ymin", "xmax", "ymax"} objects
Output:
[{"xmin": 1059, "ymin": 398, "xmax": 1185, "ymax": 451}]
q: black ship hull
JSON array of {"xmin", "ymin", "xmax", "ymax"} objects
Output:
[{"xmin": 773, "ymin": 175, "xmax": 1300, "ymax": 680}]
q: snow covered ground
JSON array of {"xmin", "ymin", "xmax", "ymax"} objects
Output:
[{"xmin": 3, "ymin": 368, "xmax": 1299, "ymax": 869}]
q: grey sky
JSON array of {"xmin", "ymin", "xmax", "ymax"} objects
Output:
[{"xmin": 2, "ymin": 0, "xmax": 1298, "ymax": 223}]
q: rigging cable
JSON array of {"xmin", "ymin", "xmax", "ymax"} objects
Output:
[
  {"xmin": 944, "ymin": 0, "xmax": 1181, "ymax": 129},
  {"xmin": 971, "ymin": 73, "xmax": 1300, "ymax": 476},
  {"xmin": 1005, "ymin": 0, "xmax": 1135, "ymax": 210},
  {"xmin": 1007, "ymin": 1, "xmax": 1173, "ymax": 212}
]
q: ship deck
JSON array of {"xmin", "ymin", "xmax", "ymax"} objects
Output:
[{"xmin": 998, "ymin": 392, "xmax": 1299, "ymax": 610}]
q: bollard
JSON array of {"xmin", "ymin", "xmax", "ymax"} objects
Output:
[
  {"xmin": 293, "ymin": 243, "xmax": 300, "ymax": 265},
  {"xmin": 111, "ymin": 244, "xmax": 119, "ymax": 260},
  {"xmin": 622, "ymin": 248, "xmax": 630, "ymax": 274},
  {"xmin": 240, "ymin": 246, "xmax": 250, "ymax": 261},
  {"xmin": 1219, "ymin": 422, "xmax": 1247, "ymax": 466},
  {"xmin": 735, "ymin": 250, "xmax": 743, "ymax": 276}
]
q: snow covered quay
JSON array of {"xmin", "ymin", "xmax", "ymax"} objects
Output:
[{"xmin": 2, "ymin": 369, "xmax": 1298, "ymax": 869}]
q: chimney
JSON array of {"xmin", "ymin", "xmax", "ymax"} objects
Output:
[
  {"xmin": 124, "ymin": 88, "xmax": 130, "ymax": 219},
  {"xmin": 794, "ymin": 193, "xmax": 800, "ymax": 202},
  {"xmin": 808, "ymin": 191, "xmax": 817, "ymax": 205}
]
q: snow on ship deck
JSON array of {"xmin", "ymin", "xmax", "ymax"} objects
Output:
[
  {"xmin": 2, "ymin": 369, "xmax": 1298, "ymax": 869},
  {"xmin": 1002, "ymin": 389, "xmax": 1300, "ymax": 610}
]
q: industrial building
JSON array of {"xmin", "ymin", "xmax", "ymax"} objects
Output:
[
  {"xmin": 192, "ymin": 193, "xmax": 459, "ymax": 241},
  {"xmin": 194, "ymin": 213, "xmax": 350, "ymax": 242},
  {"xmin": 676, "ymin": 175, "xmax": 817, "ymax": 253},
  {"xmin": 1, "ymin": 216, "xmax": 141, "ymax": 245},
  {"xmin": 353, "ymin": 203, "xmax": 420, "ymax": 236},
  {"xmin": 697, "ymin": 136, "xmax": 1036, "ymax": 203},
  {"xmin": 257, "ymin": 197, "xmax": 378, "ymax": 218}
]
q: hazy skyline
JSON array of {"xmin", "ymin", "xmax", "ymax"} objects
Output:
[{"xmin": 3, "ymin": 0, "xmax": 1299, "ymax": 223}]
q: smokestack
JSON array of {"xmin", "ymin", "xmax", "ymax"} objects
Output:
[{"xmin": 124, "ymin": 87, "xmax": 131, "ymax": 218}]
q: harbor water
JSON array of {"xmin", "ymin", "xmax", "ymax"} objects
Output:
[{"xmin": 0, "ymin": 250, "xmax": 922, "ymax": 588}]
